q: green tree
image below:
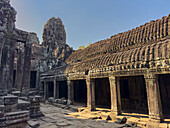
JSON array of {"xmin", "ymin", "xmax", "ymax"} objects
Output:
[{"xmin": 78, "ymin": 45, "xmax": 85, "ymax": 49}]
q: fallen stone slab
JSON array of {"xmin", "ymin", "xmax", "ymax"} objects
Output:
[
  {"xmin": 28, "ymin": 120, "xmax": 40, "ymax": 128},
  {"xmin": 115, "ymin": 117, "xmax": 127, "ymax": 124}
]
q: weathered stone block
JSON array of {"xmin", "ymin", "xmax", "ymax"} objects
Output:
[
  {"xmin": 11, "ymin": 91, "xmax": 21, "ymax": 96},
  {"xmin": 28, "ymin": 120, "xmax": 40, "ymax": 128},
  {"xmin": 48, "ymin": 97, "xmax": 54, "ymax": 103},
  {"xmin": 0, "ymin": 90, "xmax": 7, "ymax": 96},
  {"xmin": 4, "ymin": 104, "xmax": 18, "ymax": 113},
  {"xmin": 17, "ymin": 99, "xmax": 30, "ymax": 111},
  {"xmin": 0, "ymin": 105, "xmax": 5, "ymax": 113},
  {"xmin": 0, "ymin": 116, "xmax": 5, "ymax": 122},
  {"xmin": 0, "ymin": 97, "xmax": 4, "ymax": 105},
  {"xmin": 5, "ymin": 110, "xmax": 29, "ymax": 125},
  {"xmin": 4, "ymin": 95, "xmax": 18, "ymax": 105},
  {"xmin": 34, "ymin": 95, "xmax": 42, "ymax": 101}
]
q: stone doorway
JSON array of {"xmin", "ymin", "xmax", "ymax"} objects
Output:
[
  {"xmin": 95, "ymin": 78, "xmax": 111, "ymax": 109},
  {"xmin": 59, "ymin": 81, "xmax": 68, "ymax": 99},
  {"xmin": 120, "ymin": 76, "xmax": 148, "ymax": 114},
  {"xmin": 30, "ymin": 71, "xmax": 37, "ymax": 88},
  {"xmin": 47, "ymin": 81, "xmax": 54, "ymax": 98},
  {"xmin": 73, "ymin": 80, "xmax": 87, "ymax": 105},
  {"xmin": 159, "ymin": 74, "xmax": 170, "ymax": 118}
]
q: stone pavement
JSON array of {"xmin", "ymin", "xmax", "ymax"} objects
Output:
[{"xmin": 28, "ymin": 103, "xmax": 138, "ymax": 128}]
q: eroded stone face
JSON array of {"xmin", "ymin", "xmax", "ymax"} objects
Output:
[
  {"xmin": 42, "ymin": 17, "xmax": 66, "ymax": 49},
  {"xmin": 0, "ymin": 0, "xmax": 16, "ymax": 33},
  {"xmin": 39, "ymin": 17, "xmax": 73, "ymax": 72}
]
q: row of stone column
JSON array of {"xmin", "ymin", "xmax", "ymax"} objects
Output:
[
  {"xmin": 14, "ymin": 42, "xmax": 32, "ymax": 91},
  {"xmin": 43, "ymin": 79, "xmax": 60, "ymax": 100},
  {"xmin": 72, "ymin": 74, "xmax": 162, "ymax": 122},
  {"xmin": 43, "ymin": 73, "xmax": 163, "ymax": 122}
]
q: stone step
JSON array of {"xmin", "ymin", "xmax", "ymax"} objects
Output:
[
  {"xmin": 3, "ymin": 95, "xmax": 18, "ymax": 105},
  {"xmin": 5, "ymin": 111, "xmax": 29, "ymax": 125}
]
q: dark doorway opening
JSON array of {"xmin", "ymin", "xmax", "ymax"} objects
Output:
[
  {"xmin": 59, "ymin": 81, "xmax": 68, "ymax": 99},
  {"xmin": 73, "ymin": 80, "xmax": 87, "ymax": 105},
  {"xmin": 120, "ymin": 76, "xmax": 148, "ymax": 114},
  {"xmin": 47, "ymin": 81, "xmax": 54, "ymax": 98},
  {"xmin": 12, "ymin": 70, "xmax": 16, "ymax": 88},
  {"xmin": 95, "ymin": 78, "xmax": 111, "ymax": 109},
  {"xmin": 159, "ymin": 74, "xmax": 170, "ymax": 118},
  {"xmin": 30, "ymin": 71, "xmax": 37, "ymax": 88}
]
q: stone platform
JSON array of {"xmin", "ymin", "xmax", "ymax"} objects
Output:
[{"xmin": 0, "ymin": 95, "xmax": 30, "ymax": 128}]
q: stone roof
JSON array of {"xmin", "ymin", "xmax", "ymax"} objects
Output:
[
  {"xmin": 66, "ymin": 40, "xmax": 169, "ymax": 73},
  {"xmin": 65, "ymin": 14, "xmax": 170, "ymax": 74}
]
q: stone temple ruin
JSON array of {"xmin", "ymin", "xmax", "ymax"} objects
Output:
[{"xmin": 0, "ymin": 0, "xmax": 170, "ymax": 127}]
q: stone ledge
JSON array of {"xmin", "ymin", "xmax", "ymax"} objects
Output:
[{"xmin": 5, "ymin": 110, "xmax": 29, "ymax": 117}]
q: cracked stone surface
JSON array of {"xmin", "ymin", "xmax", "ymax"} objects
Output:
[{"xmin": 30, "ymin": 103, "xmax": 137, "ymax": 128}]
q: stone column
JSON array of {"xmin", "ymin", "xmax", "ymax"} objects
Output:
[
  {"xmin": 0, "ymin": 32, "xmax": 5, "ymax": 67},
  {"xmin": 67, "ymin": 80, "xmax": 74, "ymax": 104},
  {"xmin": 15, "ymin": 43, "xmax": 24, "ymax": 90},
  {"xmin": 86, "ymin": 78, "xmax": 96, "ymax": 110},
  {"xmin": 109, "ymin": 76, "xmax": 121, "ymax": 115},
  {"xmin": 53, "ymin": 79, "xmax": 56, "ymax": 98},
  {"xmin": 56, "ymin": 81, "xmax": 60, "ymax": 99},
  {"xmin": 22, "ymin": 43, "xmax": 32, "ymax": 91},
  {"xmin": 44, "ymin": 81, "xmax": 47, "ymax": 100},
  {"xmin": 0, "ymin": 33, "xmax": 5, "ymax": 90},
  {"xmin": 0, "ymin": 38, "xmax": 16, "ymax": 91},
  {"xmin": 36, "ymin": 71, "xmax": 40, "ymax": 89},
  {"xmin": 7, "ymin": 38, "xmax": 16, "ymax": 90},
  {"xmin": 144, "ymin": 73, "xmax": 163, "ymax": 122}
]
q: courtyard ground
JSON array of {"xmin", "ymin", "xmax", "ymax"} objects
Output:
[{"xmin": 28, "ymin": 103, "xmax": 138, "ymax": 128}]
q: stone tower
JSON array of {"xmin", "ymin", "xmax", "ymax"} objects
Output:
[
  {"xmin": 42, "ymin": 17, "xmax": 66, "ymax": 53},
  {"xmin": 39, "ymin": 17, "xmax": 73, "ymax": 72}
]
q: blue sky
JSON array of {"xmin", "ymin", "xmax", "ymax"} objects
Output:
[{"xmin": 11, "ymin": 0, "xmax": 170, "ymax": 50}]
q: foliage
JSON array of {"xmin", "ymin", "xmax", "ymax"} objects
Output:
[
  {"xmin": 78, "ymin": 45, "xmax": 85, "ymax": 49},
  {"xmin": 78, "ymin": 43, "xmax": 91, "ymax": 50}
]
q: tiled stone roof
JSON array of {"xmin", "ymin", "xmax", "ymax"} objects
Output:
[
  {"xmin": 65, "ymin": 15, "xmax": 170, "ymax": 74},
  {"xmin": 66, "ymin": 15, "xmax": 170, "ymax": 63},
  {"xmin": 66, "ymin": 40, "xmax": 169, "ymax": 74}
]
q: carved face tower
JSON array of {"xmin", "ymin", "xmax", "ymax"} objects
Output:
[
  {"xmin": 42, "ymin": 17, "xmax": 66, "ymax": 50},
  {"xmin": 0, "ymin": 0, "xmax": 17, "ymax": 33}
]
